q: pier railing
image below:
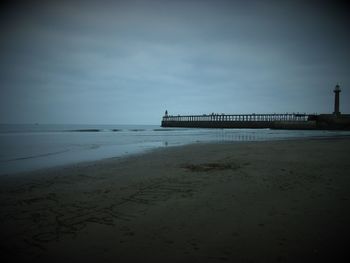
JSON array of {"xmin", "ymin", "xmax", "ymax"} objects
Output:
[{"xmin": 162, "ymin": 113, "xmax": 309, "ymax": 122}]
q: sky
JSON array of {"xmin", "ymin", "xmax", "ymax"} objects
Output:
[{"xmin": 1, "ymin": 0, "xmax": 349, "ymax": 125}]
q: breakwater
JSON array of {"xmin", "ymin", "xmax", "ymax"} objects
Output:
[
  {"xmin": 161, "ymin": 112, "xmax": 350, "ymax": 130},
  {"xmin": 161, "ymin": 113, "xmax": 317, "ymax": 129},
  {"xmin": 161, "ymin": 85, "xmax": 350, "ymax": 130}
]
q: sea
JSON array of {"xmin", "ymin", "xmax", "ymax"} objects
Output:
[{"xmin": 1, "ymin": 124, "xmax": 350, "ymax": 175}]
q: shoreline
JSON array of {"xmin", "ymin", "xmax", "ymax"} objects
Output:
[
  {"xmin": 2, "ymin": 125, "xmax": 350, "ymax": 176},
  {"xmin": 1, "ymin": 138, "xmax": 350, "ymax": 262},
  {"xmin": 3, "ymin": 134, "xmax": 350, "ymax": 179}
]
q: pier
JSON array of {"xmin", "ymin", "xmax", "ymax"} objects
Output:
[
  {"xmin": 161, "ymin": 84, "xmax": 350, "ymax": 130},
  {"xmin": 161, "ymin": 113, "xmax": 312, "ymax": 129}
]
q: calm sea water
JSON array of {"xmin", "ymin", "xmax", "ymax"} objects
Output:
[{"xmin": 1, "ymin": 124, "xmax": 350, "ymax": 175}]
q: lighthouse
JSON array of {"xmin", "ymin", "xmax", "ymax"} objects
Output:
[{"xmin": 333, "ymin": 83, "xmax": 341, "ymax": 116}]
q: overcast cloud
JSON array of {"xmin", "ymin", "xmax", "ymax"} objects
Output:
[{"xmin": 1, "ymin": 0, "xmax": 349, "ymax": 124}]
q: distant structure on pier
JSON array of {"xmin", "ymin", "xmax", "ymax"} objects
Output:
[
  {"xmin": 333, "ymin": 83, "xmax": 341, "ymax": 116},
  {"xmin": 161, "ymin": 84, "xmax": 350, "ymax": 130}
]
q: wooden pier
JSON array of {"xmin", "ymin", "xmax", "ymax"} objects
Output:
[
  {"xmin": 161, "ymin": 113, "xmax": 313, "ymax": 129},
  {"xmin": 161, "ymin": 85, "xmax": 350, "ymax": 130}
]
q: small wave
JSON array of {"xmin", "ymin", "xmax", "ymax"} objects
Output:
[
  {"xmin": 112, "ymin": 129, "xmax": 122, "ymax": 132},
  {"xmin": 153, "ymin": 129, "xmax": 173, "ymax": 131},
  {"xmin": 129, "ymin": 129, "xmax": 146, "ymax": 132},
  {"xmin": 89, "ymin": 144, "xmax": 100, "ymax": 149},
  {"xmin": 153, "ymin": 128, "xmax": 191, "ymax": 131},
  {"xmin": 67, "ymin": 129, "xmax": 101, "ymax": 132},
  {"xmin": 1, "ymin": 149, "xmax": 70, "ymax": 162}
]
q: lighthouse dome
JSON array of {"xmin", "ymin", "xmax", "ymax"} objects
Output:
[{"xmin": 334, "ymin": 84, "xmax": 341, "ymax": 92}]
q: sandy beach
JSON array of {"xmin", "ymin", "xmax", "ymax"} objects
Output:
[{"xmin": 1, "ymin": 138, "xmax": 350, "ymax": 262}]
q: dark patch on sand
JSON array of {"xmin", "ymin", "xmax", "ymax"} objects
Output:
[{"xmin": 182, "ymin": 162, "xmax": 240, "ymax": 172}]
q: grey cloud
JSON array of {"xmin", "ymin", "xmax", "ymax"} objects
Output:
[{"xmin": 1, "ymin": 0, "xmax": 349, "ymax": 124}]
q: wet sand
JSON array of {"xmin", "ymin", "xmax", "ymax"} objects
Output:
[{"xmin": 1, "ymin": 138, "xmax": 350, "ymax": 262}]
